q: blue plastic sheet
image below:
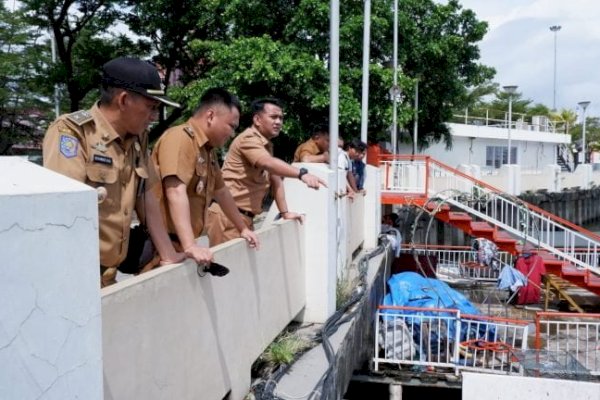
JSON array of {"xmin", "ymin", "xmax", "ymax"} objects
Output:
[{"xmin": 383, "ymin": 272, "xmax": 481, "ymax": 315}]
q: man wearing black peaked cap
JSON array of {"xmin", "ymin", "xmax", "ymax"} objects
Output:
[{"xmin": 43, "ymin": 57, "xmax": 186, "ymax": 287}]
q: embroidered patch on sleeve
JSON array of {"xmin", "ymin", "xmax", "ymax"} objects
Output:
[{"xmin": 59, "ymin": 135, "xmax": 79, "ymax": 158}]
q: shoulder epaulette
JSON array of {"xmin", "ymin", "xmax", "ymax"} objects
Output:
[
  {"xmin": 183, "ymin": 126, "xmax": 194, "ymax": 138},
  {"xmin": 66, "ymin": 110, "xmax": 93, "ymax": 126}
]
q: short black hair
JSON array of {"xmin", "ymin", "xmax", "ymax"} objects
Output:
[
  {"xmin": 251, "ymin": 97, "xmax": 284, "ymax": 117},
  {"xmin": 195, "ymin": 87, "xmax": 241, "ymax": 115},
  {"xmin": 346, "ymin": 139, "xmax": 367, "ymax": 152},
  {"xmin": 99, "ymin": 85, "xmax": 124, "ymax": 105},
  {"xmin": 311, "ymin": 123, "xmax": 329, "ymax": 137}
]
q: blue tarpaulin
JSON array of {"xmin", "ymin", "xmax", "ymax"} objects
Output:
[{"xmin": 383, "ymin": 272, "xmax": 481, "ymax": 315}]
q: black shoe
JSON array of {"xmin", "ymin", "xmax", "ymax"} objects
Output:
[{"xmin": 205, "ymin": 262, "xmax": 230, "ymax": 277}]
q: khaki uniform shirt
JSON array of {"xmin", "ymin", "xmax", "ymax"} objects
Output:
[
  {"xmin": 221, "ymin": 127, "xmax": 273, "ymax": 215},
  {"xmin": 152, "ymin": 118, "xmax": 225, "ymax": 238},
  {"xmin": 293, "ymin": 138, "xmax": 321, "ymax": 162},
  {"xmin": 43, "ymin": 103, "xmax": 157, "ymax": 268}
]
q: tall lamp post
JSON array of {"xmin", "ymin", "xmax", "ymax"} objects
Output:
[
  {"xmin": 578, "ymin": 101, "xmax": 591, "ymax": 164},
  {"xmin": 503, "ymin": 85, "xmax": 518, "ymax": 165},
  {"xmin": 391, "ymin": 0, "xmax": 399, "ymax": 155},
  {"xmin": 549, "ymin": 25, "xmax": 561, "ymax": 110}
]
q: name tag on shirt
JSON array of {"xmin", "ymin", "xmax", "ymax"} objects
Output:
[{"xmin": 93, "ymin": 154, "xmax": 113, "ymax": 166}]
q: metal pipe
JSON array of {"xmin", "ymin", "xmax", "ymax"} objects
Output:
[
  {"xmin": 51, "ymin": 29, "xmax": 60, "ymax": 118},
  {"xmin": 329, "ymin": 0, "xmax": 339, "ymax": 173},
  {"xmin": 550, "ymin": 25, "xmax": 561, "ymax": 110},
  {"xmin": 579, "ymin": 101, "xmax": 591, "ymax": 164},
  {"xmin": 391, "ymin": 0, "xmax": 398, "ymax": 155},
  {"xmin": 360, "ymin": 0, "xmax": 371, "ymax": 143},
  {"xmin": 413, "ymin": 79, "xmax": 418, "ymax": 155}
]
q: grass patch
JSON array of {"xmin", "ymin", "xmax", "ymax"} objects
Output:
[{"xmin": 260, "ymin": 332, "xmax": 309, "ymax": 369}]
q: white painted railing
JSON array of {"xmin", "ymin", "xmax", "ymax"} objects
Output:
[
  {"xmin": 405, "ymin": 247, "xmax": 514, "ymax": 282},
  {"xmin": 379, "ymin": 156, "xmax": 600, "ymax": 278},
  {"xmin": 535, "ymin": 312, "xmax": 600, "ymax": 375},
  {"xmin": 374, "ymin": 306, "xmax": 529, "ymax": 375}
]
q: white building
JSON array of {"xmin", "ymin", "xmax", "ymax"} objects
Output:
[{"xmin": 398, "ymin": 117, "xmax": 572, "ymax": 174}]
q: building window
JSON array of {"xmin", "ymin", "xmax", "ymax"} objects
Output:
[{"xmin": 486, "ymin": 146, "xmax": 517, "ymax": 168}]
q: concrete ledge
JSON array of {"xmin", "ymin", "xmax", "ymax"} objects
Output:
[
  {"xmin": 274, "ymin": 246, "xmax": 392, "ymax": 399},
  {"xmin": 462, "ymin": 372, "xmax": 600, "ymax": 400},
  {"xmin": 102, "ymin": 220, "xmax": 305, "ymax": 400}
]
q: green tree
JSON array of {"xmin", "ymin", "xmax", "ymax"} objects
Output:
[
  {"xmin": 20, "ymin": 0, "xmax": 143, "ymax": 112},
  {"xmin": 571, "ymin": 117, "xmax": 600, "ymax": 150},
  {"xmin": 550, "ymin": 108, "xmax": 577, "ymax": 135},
  {"xmin": 0, "ymin": 3, "xmax": 51, "ymax": 154},
  {"xmin": 397, "ymin": 0, "xmax": 495, "ymax": 148},
  {"xmin": 161, "ymin": 0, "xmax": 493, "ymax": 153},
  {"xmin": 123, "ymin": 0, "xmax": 231, "ymax": 139}
]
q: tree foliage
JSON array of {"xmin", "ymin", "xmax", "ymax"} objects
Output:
[
  {"xmin": 0, "ymin": 3, "xmax": 51, "ymax": 154},
  {"xmin": 165, "ymin": 0, "xmax": 493, "ymax": 153},
  {"xmin": 20, "ymin": 0, "xmax": 143, "ymax": 112},
  {"xmin": 5, "ymin": 0, "xmax": 495, "ymax": 156}
]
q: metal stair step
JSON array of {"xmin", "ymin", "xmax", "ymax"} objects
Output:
[
  {"xmin": 562, "ymin": 264, "xmax": 588, "ymax": 277},
  {"xmin": 585, "ymin": 273, "xmax": 600, "ymax": 287},
  {"xmin": 469, "ymin": 221, "xmax": 495, "ymax": 233},
  {"xmin": 447, "ymin": 212, "xmax": 471, "ymax": 221}
]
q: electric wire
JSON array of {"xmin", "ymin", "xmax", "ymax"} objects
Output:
[{"xmin": 254, "ymin": 240, "xmax": 391, "ymax": 400}]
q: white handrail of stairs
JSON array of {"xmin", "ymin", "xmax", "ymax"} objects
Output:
[{"xmin": 380, "ymin": 157, "xmax": 600, "ymax": 277}]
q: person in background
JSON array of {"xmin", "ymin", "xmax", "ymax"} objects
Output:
[
  {"xmin": 293, "ymin": 123, "xmax": 330, "ymax": 163},
  {"xmin": 352, "ymin": 146, "xmax": 367, "ymax": 190},
  {"xmin": 206, "ymin": 97, "xmax": 326, "ymax": 246},
  {"xmin": 152, "ymin": 88, "xmax": 260, "ymax": 267},
  {"xmin": 43, "ymin": 57, "xmax": 185, "ymax": 287},
  {"xmin": 344, "ymin": 139, "xmax": 367, "ymax": 193}
]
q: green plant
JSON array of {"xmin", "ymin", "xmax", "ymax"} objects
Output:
[
  {"xmin": 261, "ymin": 332, "xmax": 309, "ymax": 368},
  {"xmin": 336, "ymin": 273, "xmax": 358, "ymax": 309}
]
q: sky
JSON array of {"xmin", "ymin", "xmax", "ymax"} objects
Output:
[{"xmin": 456, "ymin": 0, "xmax": 600, "ymax": 117}]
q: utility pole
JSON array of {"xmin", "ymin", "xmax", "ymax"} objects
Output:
[
  {"xmin": 549, "ymin": 25, "xmax": 561, "ymax": 111},
  {"xmin": 578, "ymin": 101, "xmax": 591, "ymax": 164},
  {"xmin": 391, "ymin": 0, "xmax": 398, "ymax": 155},
  {"xmin": 360, "ymin": 0, "xmax": 371, "ymax": 144}
]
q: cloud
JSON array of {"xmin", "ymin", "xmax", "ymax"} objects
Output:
[{"xmin": 457, "ymin": 0, "xmax": 600, "ymax": 116}]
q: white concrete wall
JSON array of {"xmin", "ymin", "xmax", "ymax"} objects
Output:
[
  {"xmin": 265, "ymin": 163, "xmax": 337, "ymax": 323},
  {"xmin": 101, "ymin": 220, "xmax": 305, "ymax": 400},
  {"xmin": 562, "ymin": 164, "xmax": 594, "ymax": 189},
  {"xmin": 363, "ymin": 165, "xmax": 381, "ymax": 249},
  {"xmin": 400, "ymin": 124, "xmax": 566, "ymax": 173},
  {"xmin": 462, "ymin": 372, "xmax": 600, "ymax": 400},
  {"xmin": 0, "ymin": 157, "xmax": 102, "ymax": 400},
  {"xmin": 346, "ymin": 193, "xmax": 364, "ymax": 265}
]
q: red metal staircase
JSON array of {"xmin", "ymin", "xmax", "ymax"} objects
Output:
[{"xmin": 379, "ymin": 155, "xmax": 600, "ymax": 296}]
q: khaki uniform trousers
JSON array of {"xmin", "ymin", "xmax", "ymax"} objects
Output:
[{"xmin": 206, "ymin": 202, "xmax": 253, "ymax": 247}]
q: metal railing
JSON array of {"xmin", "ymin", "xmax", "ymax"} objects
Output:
[
  {"xmin": 458, "ymin": 314, "xmax": 529, "ymax": 374},
  {"xmin": 404, "ymin": 246, "xmax": 514, "ymax": 282},
  {"xmin": 379, "ymin": 155, "xmax": 600, "ymax": 278},
  {"xmin": 535, "ymin": 312, "xmax": 600, "ymax": 374},
  {"xmin": 374, "ymin": 306, "xmax": 529, "ymax": 375},
  {"xmin": 450, "ymin": 110, "xmax": 567, "ymax": 134}
]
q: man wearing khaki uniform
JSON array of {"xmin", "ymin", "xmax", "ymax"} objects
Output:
[
  {"xmin": 153, "ymin": 88, "xmax": 259, "ymax": 265},
  {"xmin": 43, "ymin": 57, "xmax": 185, "ymax": 287},
  {"xmin": 206, "ymin": 98, "xmax": 325, "ymax": 246},
  {"xmin": 293, "ymin": 124, "xmax": 330, "ymax": 163}
]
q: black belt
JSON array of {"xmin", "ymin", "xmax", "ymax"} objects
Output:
[{"xmin": 238, "ymin": 208, "xmax": 255, "ymax": 219}]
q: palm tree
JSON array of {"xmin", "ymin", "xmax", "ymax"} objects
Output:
[{"xmin": 550, "ymin": 108, "xmax": 577, "ymax": 135}]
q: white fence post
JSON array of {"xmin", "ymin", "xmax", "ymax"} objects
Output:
[
  {"xmin": 0, "ymin": 157, "xmax": 102, "ymax": 400},
  {"xmin": 363, "ymin": 165, "xmax": 381, "ymax": 249},
  {"xmin": 282, "ymin": 163, "xmax": 337, "ymax": 323}
]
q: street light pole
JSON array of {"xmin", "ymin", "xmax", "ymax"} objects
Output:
[
  {"xmin": 503, "ymin": 85, "xmax": 518, "ymax": 165},
  {"xmin": 360, "ymin": 0, "xmax": 371, "ymax": 144},
  {"xmin": 549, "ymin": 25, "xmax": 561, "ymax": 111},
  {"xmin": 578, "ymin": 101, "xmax": 591, "ymax": 164},
  {"xmin": 391, "ymin": 0, "xmax": 398, "ymax": 155}
]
